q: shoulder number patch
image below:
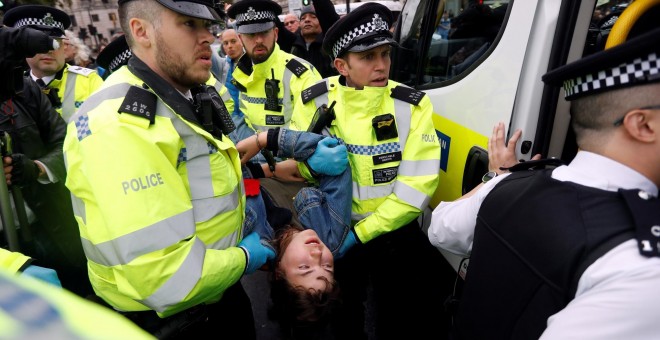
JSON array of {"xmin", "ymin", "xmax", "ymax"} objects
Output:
[
  {"xmin": 301, "ymin": 81, "xmax": 328, "ymax": 104},
  {"xmin": 286, "ymin": 58, "xmax": 309, "ymax": 78},
  {"xmin": 67, "ymin": 65, "xmax": 96, "ymax": 77},
  {"xmin": 118, "ymin": 86, "xmax": 157, "ymax": 124},
  {"xmin": 390, "ymin": 85, "xmax": 425, "ymax": 106}
]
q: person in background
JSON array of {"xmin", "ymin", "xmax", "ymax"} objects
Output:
[
  {"xmin": 435, "ymin": 10, "xmax": 451, "ymax": 39},
  {"xmin": 283, "ymin": 12, "xmax": 300, "ymax": 33},
  {"xmin": 428, "ymin": 28, "xmax": 660, "ymax": 339},
  {"xmin": 3, "ymin": 5, "xmax": 104, "ymax": 123},
  {"xmin": 62, "ymin": 0, "xmax": 276, "ymax": 337},
  {"xmin": 95, "ymin": 34, "xmax": 131, "ymax": 80},
  {"xmin": 63, "ymin": 29, "xmax": 96, "ymax": 68},
  {"xmin": 1, "ymin": 59, "xmax": 92, "ymax": 298},
  {"xmin": 279, "ymin": 0, "xmax": 340, "ymax": 78},
  {"xmin": 289, "ymin": 4, "xmax": 456, "ymax": 339}
]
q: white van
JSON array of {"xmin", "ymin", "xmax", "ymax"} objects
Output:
[
  {"xmin": 389, "ymin": 0, "xmax": 653, "ymax": 268},
  {"xmin": 333, "ymin": 0, "xmax": 403, "ymax": 18}
]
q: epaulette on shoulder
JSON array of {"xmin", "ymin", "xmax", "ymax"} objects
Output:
[
  {"xmin": 118, "ymin": 85, "xmax": 157, "ymax": 124},
  {"xmin": 390, "ymin": 85, "xmax": 426, "ymax": 106},
  {"xmin": 286, "ymin": 58, "xmax": 309, "ymax": 78},
  {"xmin": 67, "ymin": 65, "xmax": 97, "ymax": 77},
  {"xmin": 301, "ymin": 80, "xmax": 328, "ymax": 104}
]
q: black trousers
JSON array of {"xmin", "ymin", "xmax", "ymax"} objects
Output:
[
  {"xmin": 333, "ymin": 221, "xmax": 456, "ymax": 340},
  {"xmin": 122, "ymin": 281, "xmax": 256, "ymax": 340}
]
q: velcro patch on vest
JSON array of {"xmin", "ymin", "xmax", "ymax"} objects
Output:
[
  {"xmin": 286, "ymin": 58, "xmax": 308, "ymax": 78},
  {"xmin": 301, "ymin": 81, "xmax": 328, "ymax": 104},
  {"xmin": 265, "ymin": 115, "xmax": 285, "ymax": 125},
  {"xmin": 619, "ymin": 189, "xmax": 660, "ymax": 258},
  {"xmin": 231, "ymin": 79, "xmax": 247, "ymax": 92},
  {"xmin": 372, "ymin": 151, "xmax": 401, "ymax": 165},
  {"xmin": 67, "ymin": 65, "xmax": 96, "ymax": 77},
  {"xmin": 118, "ymin": 86, "xmax": 157, "ymax": 124},
  {"xmin": 390, "ymin": 85, "xmax": 425, "ymax": 106},
  {"xmin": 372, "ymin": 166, "xmax": 398, "ymax": 184}
]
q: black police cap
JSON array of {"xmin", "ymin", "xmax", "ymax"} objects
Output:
[
  {"xmin": 97, "ymin": 35, "xmax": 131, "ymax": 75},
  {"xmin": 542, "ymin": 27, "xmax": 660, "ymax": 101},
  {"xmin": 323, "ymin": 2, "xmax": 395, "ymax": 59},
  {"xmin": 118, "ymin": 0, "xmax": 223, "ymax": 22},
  {"xmin": 3, "ymin": 5, "xmax": 71, "ymax": 38},
  {"xmin": 227, "ymin": 0, "xmax": 282, "ymax": 34}
]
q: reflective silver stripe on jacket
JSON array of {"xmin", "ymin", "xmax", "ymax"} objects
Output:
[
  {"xmin": 61, "ymin": 71, "xmax": 78, "ymax": 123},
  {"xmin": 140, "ymin": 237, "xmax": 207, "ymax": 312},
  {"xmin": 347, "ymin": 97, "xmax": 433, "ymax": 219},
  {"xmin": 0, "ymin": 275, "xmax": 80, "ymax": 339}
]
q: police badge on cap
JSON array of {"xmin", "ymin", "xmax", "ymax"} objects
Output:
[
  {"xmin": 3, "ymin": 5, "xmax": 71, "ymax": 37},
  {"xmin": 118, "ymin": 0, "xmax": 223, "ymax": 22},
  {"xmin": 227, "ymin": 0, "xmax": 282, "ymax": 34},
  {"xmin": 543, "ymin": 27, "xmax": 660, "ymax": 101},
  {"xmin": 323, "ymin": 3, "xmax": 396, "ymax": 59}
]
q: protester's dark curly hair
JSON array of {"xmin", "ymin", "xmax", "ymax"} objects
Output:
[{"xmin": 267, "ymin": 225, "xmax": 342, "ymax": 339}]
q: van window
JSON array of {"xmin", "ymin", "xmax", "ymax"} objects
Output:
[{"xmin": 393, "ymin": 0, "xmax": 510, "ymax": 87}]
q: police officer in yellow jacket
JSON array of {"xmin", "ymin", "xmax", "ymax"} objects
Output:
[
  {"xmin": 290, "ymin": 4, "xmax": 456, "ymax": 339},
  {"xmin": 227, "ymin": 0, "xmax": 322, "ymax": 133},
  {"xmin": 63, "ymin": 0, "xmax": 274, "ymax": 337},
  {"xmin": 0, "ymin": 265, "xmax": 154, "ymax": 339},
  {"xmin": 3, "ymin": 5, "xmax": 104, "ymax": 123}
]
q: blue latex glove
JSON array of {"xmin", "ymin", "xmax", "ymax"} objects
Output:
[
  {"xmin": 336, "ymin": 230, "xmax": 359, "ymax": 259},
  {"xmin": 239, "ymin": 232, "xmax": 276, "ymax": 275},
  {"xmin": 21, "ymin": 265, "xmax": 62, "ymax": 287},
  {"xmin": 307, "ymin": 137, "xmax": 348, "ymax": 176}
]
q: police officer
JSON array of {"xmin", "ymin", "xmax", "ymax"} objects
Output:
[
  {"xmin": 227, "ymin": 0, "xmax": 321, "ymax": 133},
  {"xmin": 289, "ymin": 4, "xmax": 456, "ymax": 339},
  {"xmin": 62, "ymin": 0, "xmax": 274, "ymax": 337},
  {"xmin": 428, "ymin": 28, "xmax": 660, "ymax": 339},
  {"xmin": 3, "ymin": 5, "xmax": 104, "ymax": 123},
  {"xmin": 95, "ymin": 34, "xmax": 131, "ymax": 80}
]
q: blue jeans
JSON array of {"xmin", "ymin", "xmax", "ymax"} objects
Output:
[{"xmin": 242, "ymin": 129, "xmax": 352, "ymax": 256}]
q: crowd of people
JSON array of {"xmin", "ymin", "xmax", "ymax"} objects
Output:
[{"xmin": 0, "ymin": 0, "xmax": 659, "ymax": 339}]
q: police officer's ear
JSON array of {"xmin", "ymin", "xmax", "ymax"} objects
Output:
[
  {"xmin": 128, "ymin": 18, "xmax": 154, "ymax": 49},
  {"xmin": 620, "ymin": 108, "xmax": 659, "ymax": 145},
  {"xmin": 333, "ymin": 57, "xmax": 349, "ymax": 77}
]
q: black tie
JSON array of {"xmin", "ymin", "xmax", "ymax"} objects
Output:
[{"xmin": 35, "ymin": 78, "xmax": 47, "ymax": 88}]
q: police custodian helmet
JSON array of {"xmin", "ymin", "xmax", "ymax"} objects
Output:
[
  {"xmin": 3, "ymin": 5, "xmax": 71, "ymax": 37},
  {"xmin": 118, "ymin": 0, "xmax": 224, "ymax": 22}
]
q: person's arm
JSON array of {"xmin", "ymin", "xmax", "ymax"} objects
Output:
[
  {"xmin": 427, "ymin": 122, "xmax": 539, "ymax": 255},
  {"xmin": 275, "ymin": 16, "xmax": 296, "ymax": 52}
]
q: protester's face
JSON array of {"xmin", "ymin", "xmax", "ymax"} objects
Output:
[
  {"xmin": 283, "ymin": 14, "xmax": 299, "ymax": 32},
  {"xmin": 25, "ymin": 36, "xmax": 67, "ymax": 78},
  {"xmin": 279, "ymin": 229, "xmax": 334, "ymax": 292},
  {"xmin": 239, "ymin": 27, "xmax": 278, "ymax": 64},
  {"xmin": 336, "ymin": 44, "xmax": 391, "ymax": 89},
  {"xmin": 300, "ymin": 13, "xmax": 321, "ymax": 37},
  {"xmin": 221, "ymin": 29, "xmax": 244, "ymax": 61},
  {"xmin": 152, "ymin": 9, "xmax": 214, "ymax": 91}
]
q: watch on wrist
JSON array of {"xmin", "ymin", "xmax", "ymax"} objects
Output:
[{"xmin": 482, "ymin": 171, "xmax": 498, "ymax": 183}]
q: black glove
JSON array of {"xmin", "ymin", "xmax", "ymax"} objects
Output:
[{"xmin": 10, "ymin": 154, "xmax": 39, "ymax": 186}]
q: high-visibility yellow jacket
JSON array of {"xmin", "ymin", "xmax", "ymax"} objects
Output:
[
  {"xmin": 232, "ymin": 44, "xmax": 321, "ymax": 132},
  {"xmin": 0, "ymin": 248, "xmax": 31, "ymax": 274},
  {"xmin": 46, "ymin": 64, "xmax": 104, "ymax": 122},
  {"xmin": 0, "ymin": 267, "xmax": 154, "ymax": 339},
  {"xmin": 63, "ymin": 65, "xmax": 247, "ymax": 317},
  {"xmin": 290, "ymin": 77, "xmax": 440, "ymax": 243}
]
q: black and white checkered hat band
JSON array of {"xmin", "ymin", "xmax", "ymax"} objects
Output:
[
  {"xmin": 109, "ymin": 50, "xmax": 132, "ymax": 73},
  {"xmin": 235, "ymin": 7, "xmax": 276, "ymax": 24},
  {"xmin": 14, "ymin": 17, "xmax": 65, "ymax": 32},
  {"xmin": 332, "ymin": 13, "xmax": 390, "ymax": 58},
  {"xmin": 563, "ymin": 52, "xmax": 660, "ymax": 100}
]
